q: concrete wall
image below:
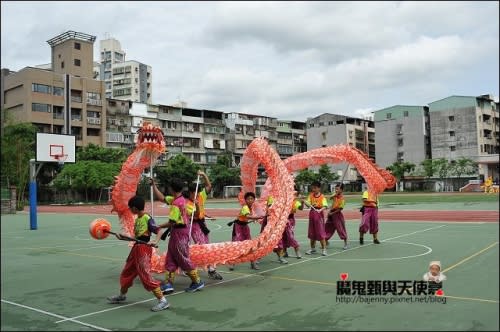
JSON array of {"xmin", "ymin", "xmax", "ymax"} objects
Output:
[{"xmin": 429, "ymin": 106, "xmax": 478, "ymax": 160}]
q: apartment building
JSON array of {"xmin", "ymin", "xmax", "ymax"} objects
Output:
[
  {"xmin": 1, "ymin": 68, "xmax": 16, "ymax": 132},
  {"xmin": 306, "ymin": 113, "xmax": 375, "ymax": 183},
  {"xmin": 428, "ymin": 94, "xmax": 499, "ymax": 180},
  {"xmin": 2, "ymin": 31, "xmax": 106, "ymax": 147},
  {"xmin": 94, "ymin": 37, "xmax": 152, "ymax": 103},
  {"xmin": 153, "ymin": 104, "xmax": 227, "ymax": 165},
  {"xmin": 373, "ymin": 105, "xmax": 431, "ymax": 168},
  {"xmin": 224, "ymin": 112, "xmax": 278, "ymax": 167},
  {"xmin": 105, "ymin": 100, "xmax": 227, "ymax": 166},
  {"xmin": 276, "ymin": 120, "xmax": 307, "ymax": 158},
  {"xmin": 105, "ymin": 99, "xmax": 135, "ymax": 149}
]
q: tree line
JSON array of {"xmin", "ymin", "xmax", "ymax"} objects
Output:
[{"xmin": 1, "ymin": 123, "xmax": 478, "ymax": 208}]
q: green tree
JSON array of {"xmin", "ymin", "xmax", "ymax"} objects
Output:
[
  {"xmin": 450, "ymin": 157, "xmax": 477, "ymax": 188},
  {"xmin": 50, "ymin": 144, "xmax": 128, "ymax": 202},
  {"xmin": 52, "ymin": 160, "xmax": 120, "ymax": 202},
  {"xmin": 386, "ymin": 161, "xmax": 416, "ymax": 191},
  {"xmin": 77, "ymin": 143, "xmax": 128, "ymax": 163},
  {"xmin": 433, "ymin": 158, "xmax": 451, "ymax": 191},
  {"xmin": 318, "ymin": 164, "xmax": 339, "ymax": 191},
  {"xmin": 0, "ymin": 123, "xmax": 37, "ymax": 209},
  {"xmin": 420, "ymin": 159, "xmax": 435, "ymax": 178},
  {"xmin": 294, "ymin": 168, "xmax": 319, "ymax": 192},
  {"xmin": 155, "ymin": 154, "xmax": 198, "ymax": 192},
  {"xmin": 207, "ymin": 153, "xmax": 240, "ymax": 197}
]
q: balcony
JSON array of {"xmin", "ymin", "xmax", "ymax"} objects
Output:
[
  {"xmin": 87, "ymin": 117, "xmax": 101, "ymax": 125},
  {"xmin": 204, "ymin": 118, "xmax": 223, "ymax": 125},
  {"xmin": 86, "ymin": 98, "xmax": 102, "ymax": 106}
]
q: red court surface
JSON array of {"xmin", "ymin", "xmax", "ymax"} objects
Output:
[{"xmin": 26, "ymin": 202, "xmax": 499, "ymax": 222}]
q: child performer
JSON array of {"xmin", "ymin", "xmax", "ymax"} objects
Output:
[
  {"xmin": 186, "ymin": 170, "xmax": 223, "ymax": 280},
  {"xmin": 325, "ymin": 183, "xmax": 348, "ymax": 250},
  {"xmin": 302, "ymin": 181, "xmax": 329, "ymax": 256},
  {"xmin": 107, "ymin": 195, "xmax": 169, "ymax": 312},
  {"xmin": 151, "ymin": 178, "xmax": 205, "ymax": 293},
  {"xmin": 229, "ymin": 192, "xmax": 262, "ymax": 270},
  {"xmin": 359, "ymin": 189, "xmax": 380, "ymax": 245},
  {"xmin": 260, "ymin": 195, "xmax": 274, "ymax": 233},
  {"xmin": 261, "ymin": 195, "xmax": 288, "ymax": 264},
  {"xmin": 282, "ymin": 189, "xmax": 303, "ymax": 259}
]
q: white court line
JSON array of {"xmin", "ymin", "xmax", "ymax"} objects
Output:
[
  {"xmin": 319, "ymin": 241, "xmax": 433, "ymax": 262},
  {"xmin": 0, "ymin": 225, "xmax": 89, "ymax": 236},
  {"xmin": 1, "ymin": 299, "xmax": 111, "ymax": 331},
  {"xmin": 55, "ymin": 224, "xmax": 445, "ymax": 324},
  {"xmin": 2, "ymin": 242, "xmax": 124, "ymax": 253}
]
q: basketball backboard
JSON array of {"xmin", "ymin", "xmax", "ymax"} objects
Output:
[{"xmin": 36, "ymin": 133, "xmax": 76, "ymax": 163}]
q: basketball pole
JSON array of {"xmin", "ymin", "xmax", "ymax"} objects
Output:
[{"xmin": 29, "ymin": 159, "xmax": 43, "ymax": 230}]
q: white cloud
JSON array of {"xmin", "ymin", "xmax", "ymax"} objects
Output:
[{"xmin": 1, "ymin": 1, "xmax": 498, "ymax": 121}]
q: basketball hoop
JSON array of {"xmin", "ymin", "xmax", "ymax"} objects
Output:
[
  {"xmin": 49, "ymin": 144, "xmax": 68, "ymax": 166},
  {"xmin": 54, "ymin": 154, "xmax": 68, "ymax": 166}
]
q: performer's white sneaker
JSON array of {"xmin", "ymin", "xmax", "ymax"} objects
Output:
[{"xmin": 305, "ymin": 249, "xmax": 317, "ymax": 255}]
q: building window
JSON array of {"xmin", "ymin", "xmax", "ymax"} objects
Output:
[
  {"xmin": 87, "ymin": 128, "xmax": 100, "ymax": 136},
  {"xmin": 450, "ymin": 146, "xmax": 456, "ymax": 151},
  {"xmin": 51, "ymin": 110, "xmax": 65, "ymax": 120},
  {"xmin": 74, "ymin": 59, "xmax": 81, "ymax": 66},
  {"xmin": 32, "ymin": 83, "xmax": 51, "ymax": 94},
  {"xmin": 53, "ymin": 86, "xmax": 64, "ymax": 96},
  {"xmin": 403, "ymin": 111, "xmax": 409, "ymax": 117},
  {"xmin": 207, "ymin": 155, "xmax": 218, "ymax": 164},
  {"xmin": 386, "ymin": 113, "xmax": 392, "ymax": 119},
  {"xmin": 32, "ymin": 103, "xmax": 51, "ymax": 113},
  {"xmin": 397, "ymin": 124, "xmax": 403, "ymax": 134},
  {"xmin": 114, "ymin": 88, "xmax": 131, "ymax": 96},
  {"xmin": 397, "ymin": 138, "xmax": 404, "ymax": 146},
  {"xmin": 87, "ymin": 92, "xmax": 101, "ymax": 100},
  {"xmin": 74, "ymin": 42, "xmax": 81, "ymax": 50},
  {"xmin": 448, "ymin": 116, "xmax": 455, "ymax": 121},
  {"xmin": 114, "ymin": 52, "xmax": 124, "ymax": 62},
  {"xmin": 61, "ymin": 61, "xmax": 64, "ymax": 69},
  {"xmin": 449, "ymin": 131, "xmax": 455, "ymax": 137}
]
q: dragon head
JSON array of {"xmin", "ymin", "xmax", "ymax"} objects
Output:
[{"xmin": 136, "ymin": 121, "xmax": 167, "ymax": 155}]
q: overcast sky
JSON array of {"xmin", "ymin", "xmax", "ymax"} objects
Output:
[{"xmin": 1, "ymin": 1, "xmax": 498, "ymax": 121}]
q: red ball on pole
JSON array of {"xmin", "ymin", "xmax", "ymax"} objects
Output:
[{"xmin": 89, "ymin": 218, "xmax": 112, "ymax": 240}]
